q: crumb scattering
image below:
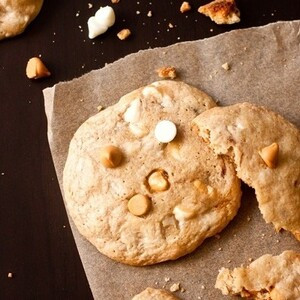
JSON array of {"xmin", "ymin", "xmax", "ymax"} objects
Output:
[
  {"xmin": 170, "ymin": 283, "xmax": 180, "ymax": 292},
  {"xmin": 117, "ymin": 29, "xmax": 131, "ymax": 40},
  {"xmin": 180, "ymin": 2, "xmax": 191, "ymax": 13},
  {"xmin": 157, "ymin": 66, "xmax": 177, "ymax": 79},
  {"xmin": 222, "ymin": 62, "xmax": 230, "ymax": 70},
  {"xmin": 147, "ymin": 10, "xmax": 152, "ymax": 17}
]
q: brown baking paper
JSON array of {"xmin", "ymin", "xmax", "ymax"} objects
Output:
[{"xmin": 43, "ymin": 21, "xmax": 300, "ymax": 299}]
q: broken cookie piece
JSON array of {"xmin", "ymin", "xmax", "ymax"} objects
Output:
[
  {"xmin": 215, "ymin": 251, "xmax": 300, "ymax": 299},
  {"xmin": 198, "ymin": 0, "xmax": 240, "ymax": 25}
]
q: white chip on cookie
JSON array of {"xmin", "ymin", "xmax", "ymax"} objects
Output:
[
  {"xmin": 63, "ymin": 80, "xmax": 241, "ymax": 266},
  {"xmin": 155, "ymin": 120, "xmax": 177, "ymax": 143}
]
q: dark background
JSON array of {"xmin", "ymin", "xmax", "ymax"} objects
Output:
[{"xmin": 0, "ymin": 0, "xmax": 299, "ymax": 299}]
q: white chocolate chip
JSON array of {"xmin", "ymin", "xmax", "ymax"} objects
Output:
[
  {"xmin": 155, "ymin": 120, "xmax": 177, "ymax": 143},
  {"xmin": 95, "ymin": 6, "xmax": 115, "ymax": 27},
  {"xmin": 142, "ymin": 86, "xmax": 162, "ymax": 98},
  {"xmin": 129, "ymin": 123, "xmax": 148, "ymax": 137},
  {"xmin": 88, "ymin": 16, "xmax": 108, "ymax": 39},
  {"xmin": 87, "ymin": 6, "xmax": 115, "ymax": 39},
  {"xmin": 173, "ymin": 205, "xmax": 195, "ymax": 221},
  {"xmin": 124, "ymin": 99, "xmax": 142, "ymax": 123}
]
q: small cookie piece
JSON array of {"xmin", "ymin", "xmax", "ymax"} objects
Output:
[
  {"xmin": 156, "ymin": 67, "xmax": 177, "ymax": 79},
  {"xmin": 117, "ymin": 28, "xmax": 131, "ymax": 40},
  {"xmin": 132, "ymin": 287, "xmax": 180, "ymax": 300},
  {"xmin": 26, "ymin": 57, "xmax": 51, "ymax": 79},
  {"xmin": 198, "ymin": 0, "xmax": 240, "ymax": 25},
  {"xmin": 0, "ymin": 0, "xmax": 43, "ymax": 40},
  {"xmin": 215, "ymin": 251, "xmax": 300, "ymax": 299},
  {"xmin": 63, "ymin": 80, "xmax": 241, "ymax": 266},
  {"xmin": 193, "ymin": 102, "xmax": 300, "ymax": 241}
]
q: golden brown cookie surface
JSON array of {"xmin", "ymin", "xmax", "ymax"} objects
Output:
[
  {"xmin": 0, "ymin": 0, "xmax": 43, "ymax": 40},
  {"xmin": 63, "ymin": 81, "xmax": 241, "ymax": 266},
  {"xmin": 215, "ymin": 251, "xmax": 300, "ymax": 299},
  {"xmin": 193, "ymin": 102, "xmax": 300, "ymax": 241}
]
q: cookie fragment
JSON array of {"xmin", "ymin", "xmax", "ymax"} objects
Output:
[
  {"xmin": 193, "ymin": 102, "xmax": 300, "ymax": 241},
  {"xmin": 157, "ymin": 66, "xmax": 177, "ymax": 79},
  {"xmin": 0, "ymin": 0, "xmax": 44, "ymax": 40},
  {"xmin": 215, "ymin": 251, "xmax": 300, "ymax": 299},
  {"xmin": 198, "ymin": 0, "xmax": 240, "ymax": 25}
]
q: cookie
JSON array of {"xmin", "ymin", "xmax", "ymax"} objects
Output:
[
  {"xmin": 63, "ymin": 80, "xmax": 241, "ymax": 266},
  {"xmin": 132, "ymin": 287, "xmax": 179, "ymax": 300},
  {"xmin": 193, "ymin": 102, "xmax": 300, "ymax": 241},
  {"xmin": 198, "ymin": 0, "xmax": 240, "ymax": 25},
  {"xmin": 0, "ymin": 0, "xmax": 43, "ymax": 40},
  {"xmin": 215, "ymin": 250, "xmax": 300, "ymax": 299}
]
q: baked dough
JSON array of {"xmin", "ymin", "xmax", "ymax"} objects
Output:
[
  {"xmin": 193, "ymin": 102, "xmax": 300, "ymax": 241},
  {"xmin": 198, "ymin": 0, "xmax": 240, "ymax": 25},
  {"xmin": 63, "ymin": 80, "xmax": 241, "ymax": 266},
  {"xmin": 0, "ymin": 0, "xmax": 43, "ymax": 40},
  {"xmin": 132, "ymin": 287, "xmax": 179, "ymax": 300},
  {"xmin": 215, "ymin": 251, "xmax": 300, "ymax": 299}
]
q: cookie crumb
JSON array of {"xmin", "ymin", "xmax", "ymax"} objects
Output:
[
  {"xmin": 147, "ymin": 10, "xmax": 152, "ymax": 17},
  {"xmin": 247, "ymin": 216, "xmax": 251, "ymax": 222},
  {"xmin": 227, "ymin": 259, "xmax": 231, "ymax": 263},
  {"xmin": 201, "ymin": 285, "xmax": 206, "ymax": 290},
  {"xmin": 170, "ymin": 283, "xmax": 180, "ymax": 292},
  {"xmin": 180, "ymin": 287, "xmax": 186, "ymax": 293},
  {"xmin": 111, "ymin": 0, "xmax": 120, "ymax": 3},
  {"xmin": 168, "ymin": 23, "xmax": 174, "ymax": 28},
  {"xmin": 136, "ymin": 11, "xmax": 141, "ymax": 15},
  {"xmin": 97, "ymin": 105, "xmax": 103, "ymax": 111},
  {"xmin": 164, "ymin": 277, "xmax": 171, "ymax": 282},
  {"xmin": 180, "ymin": 2, "xmax": 191, "ymax": 13},
  {"xmin": 117, "ymin": 29, "xmax": 131, "ymax": 40},
  {"xmin": 218, "ymin": 247, "xmax": 222, "ymax": 251},
  {"xmin": 222, "ymin": 62, "xmax": 230, "ymax": 70},
  {"xmin": 88, "ymin": 3, "xmax": 93, "ymax": 8},
  {"xmin": 157, "ymin": 66, "xmax": 177, "ymax": 79},
  {"xmin": 248, "ymin": 258, "xmax": 253, "ymax": 262},
  {"xmin": 7, "ymin": 272, "xmax": 13, "ymax": 278},
  {"xmin": 276, "ymin": 239, "xmax": 280, "ymax": 243}
]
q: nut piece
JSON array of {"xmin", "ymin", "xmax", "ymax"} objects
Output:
[
  {"xmin": 117, "ymin": 29, "xmax": 131, "ymax": 40},
  {"xmin": 258, "ymin": 142, "xmax": 279, "ymax": 168},
  {"xmin": 157, "ymin": 66, "xmax": 177, "ymax": 79},
  {"xmin": 26, "ymin": 57, "xmax": 51, "ymax": 79},
  {"xmin": 198, "ymin": 0, "xmax": 240, "ymax": 25},
  {"xmin": 148, "ymin": 170, "xmax": 170, "ymax": 192},
  {"xmin": 155, "ymin": 120, "xmax": 177, "ymax": 143},
  {"xmin": 128, "ymin": 194, "xmax": 151, "ymax": 216},
  {"xmin": 180, "ymin": 2, "xmax": 191, "ymax": 13},
  {"xmin": 99, "ymin": 145, "xmax": 123, "ymax": 168}
]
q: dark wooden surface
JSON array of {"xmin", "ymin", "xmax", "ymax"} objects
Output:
[{"xmin": 0, "ymin": 0, "xmax": 299, "ymax": 299}]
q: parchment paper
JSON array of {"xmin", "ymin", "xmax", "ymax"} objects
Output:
[{"xmin": 43, "ymin": 21, "xmax": 300, "ymax": 300}]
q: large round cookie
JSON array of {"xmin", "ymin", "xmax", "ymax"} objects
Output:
[
  {"xmin": 215, "ymin": 251, "xmax": 300, "ymax": 299},
  {"xmin": 193, "ymin": 102, "xmax": 300, "ymax": 241},
  {"xmin": 0, "ymin": 0, "xmax": 43, "ymax": 40},
  {"xmin": 63, "ymin": 80, "xmax": 241, "ymax": 266},
  {"xmin": 132, "ymin": 287, "xmax": 179, "ymax": 300}
]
